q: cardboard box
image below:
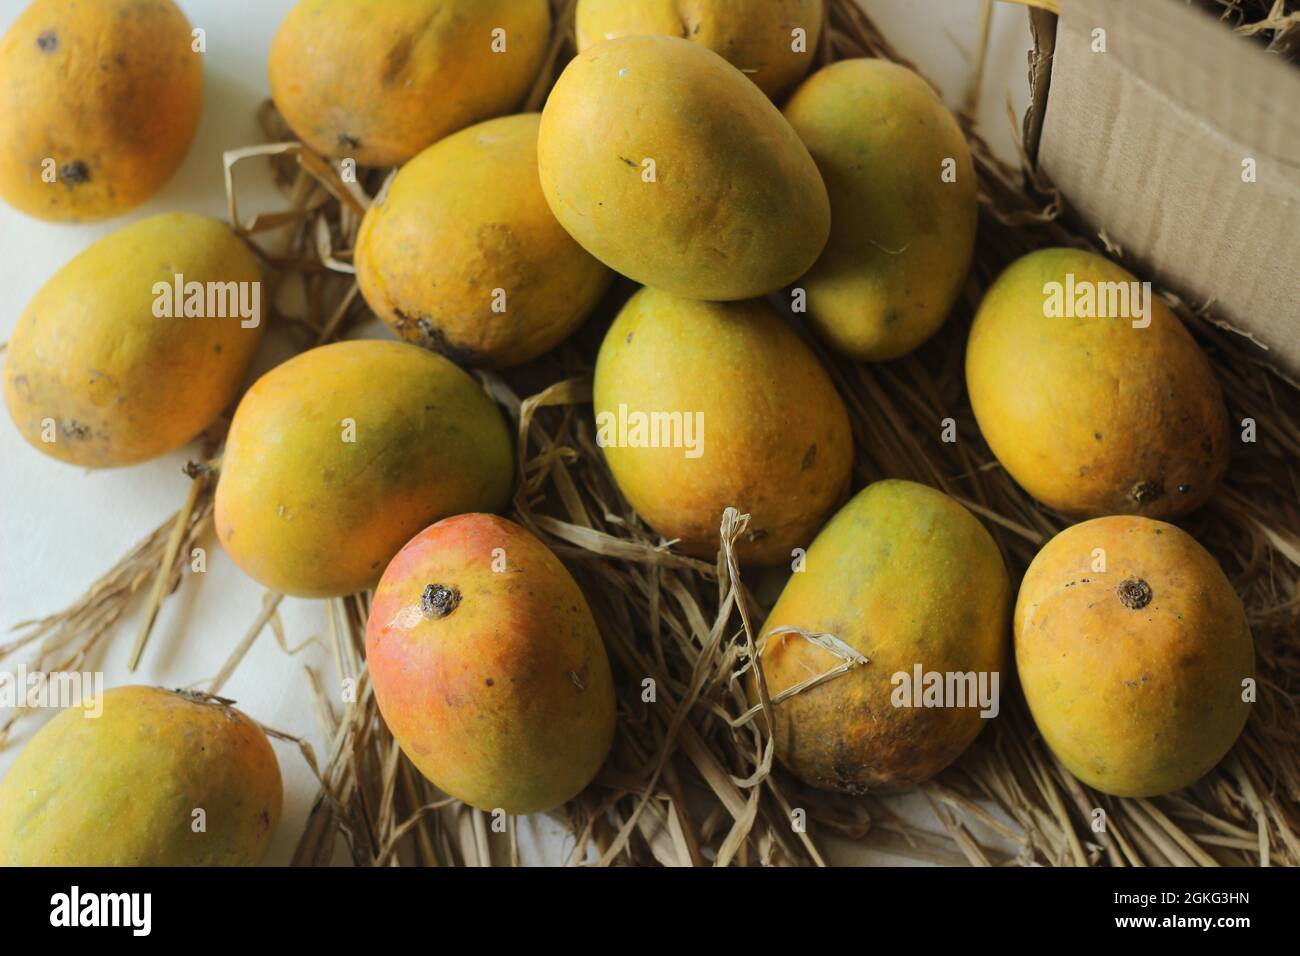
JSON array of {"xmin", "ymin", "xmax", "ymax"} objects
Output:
[{"xmin": 1023, "ymin": 0, "xmax": 1300, "ymax": 378}]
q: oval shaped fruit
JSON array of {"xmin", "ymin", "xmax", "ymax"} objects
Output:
[
  {"xmin": 784, "ymin": 59, "xmax": 977, "ymax": 361},
  {"xmin": 1015, "ymin": 516, "xmax": 1253, "ymax": 797},
  {"xmin": 0, "ymin": 686, "xmax": 282, "ymax": 866},
  {"xmin": 367, "ymin": 514, "xmax": 616, "ymax": 814},
  {"xmin": 215, "ymin": 340, "xmax": 514, "ymax": 598},
  {"xmin": 356, "ymin": 114, "xmax": 612, "ymax": 369},
  {"xmin": 575, "ymin": 0, "xmax": 823, "ymax": 99},
  {"xmin": 755, "ymin": 480, "xmax": 1011, "ymax": 793},
  {"xmin": 539, "ymin": 34, "xmax": 830, "ymax": 301},
  {"xmin": 967, "ymin": 248, "xmax": 1230, "ymax": 519},
  {"xmin": 593, "ymin": 287, "xmax": 852, "ymax": 564},
  {"xmin": 3, "ymin": 213, "xmax": 263, "ymax": 468},
  {"xmin": 0, "ymin": 0, "xmax": 202, "ymax": 222},
  {"xmin": 269, "ymin": 0, "xmax": 551, "ymax": 167}
]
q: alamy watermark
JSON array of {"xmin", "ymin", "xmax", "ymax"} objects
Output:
[
  {"xmin": 890, "ymin": 665, "xmax": 1000, "ymax": 718},
  {"xmin": 152, "ymin": 274, "xmax": 261, "ymax": 329},
  {"xmin": 1043, "ymin": 273, "xmax": 1152, "ymax": 328},
  {"xmin": 595, "ymin": 404, "xmax": 704, "ymax": 459},
  {"xmin": 0, "ymin": 667, "xmax": 103, "ymax": 716}
]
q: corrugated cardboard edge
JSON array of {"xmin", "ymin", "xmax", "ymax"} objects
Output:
[{"xmin": 1023, "ymin": 0, "xmax": 1300, "ymax": 380}]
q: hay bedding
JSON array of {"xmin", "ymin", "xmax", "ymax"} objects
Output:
[{"xmin": 3, "ymin": 0, "xmax": 1298, "ymax": 866}]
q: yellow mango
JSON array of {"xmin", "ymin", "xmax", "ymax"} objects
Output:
[
  {"xmin": 0, "ymin": 0, "xmax": 203, "ymax": 222},
  {"xmin": 3, "ymin": 213, "xmax": 263, "ymax": 468},
  {"xmin": 755, "ymin": 480, "xmax": 1011, "ymax": 793},
  {"xmin": 593, "ymin": 287, "xmax": 852, "ymax": 564},
  {"xmin": 539, "ymin": 35, "xmax": 830, "ymax": 301},
  {"xmin": 269, "ymin": 0, "xmax": 551, "ymax": 167},
  {"xmin": 783, "ymin": 59, "xmax": 977, "ymax": 361},
  {"xmin": 967, "ymin": 248, "xmax": 1230, "ymax": 519},
  {"xmin": 575, "ymin": 0, "xmax": 823, "ymax": 98},
  {"xmin": 0, "ymin": 686, "xmax": 282, "ymax": 866},
  {"xmin": 215, "ymin": 339, "xmax": 514, "ymax": 598},
  {"xmin": 1016, "ymin": 516, "xmax": 1254, "ymax": 797},
  {"xmin": 356, "ymin": 114, "xmax": 612, "ymax": 369}
]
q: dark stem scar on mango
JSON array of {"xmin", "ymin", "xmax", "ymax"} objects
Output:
[
  {"xmin": 422, "ymin": 584, "xmax": 461, "ymax": 619},
  {"xmin": 36, "ymin": 31, "xmax": 58, "ymax": 52},
  {"xmin": 59, "ymin": 161, "xmax": 90, "ymax": 186},
  {"xmin": 1117, "ymin": 578, "xmax": 1153, "ymax": 610},
  {"xmin": 1131, "ymin": 481, "xmax": 1164, "ymax": 505}
]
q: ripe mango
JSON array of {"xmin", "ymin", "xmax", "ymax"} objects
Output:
[
  {"xmin": 367, "ymin": 514, "xmax": 616, "ymax": 814},
  {"xmin": 356, "ymin": 114, "xmax": 612, "ymax": 369},
  {"xmin": 592, "ymin": 287, "xmax": 852, "ymax": 564},
  {"xmin": 539, "ymin": 34, "xmax": 830, "ymax": 301},
  {"xmin": 0, "ymin": 0, "xmax": 202, "ymax": 222},
  {"xmin": 967, "ymin": 248, "xmax": 1230, "ymax": 519},
  {"xmin": 269, "ymin": 0, "xmax": 551, "ymax": 167},
  {"xmin": 575, "ymin": 0, "xmax": 823, "ymax": 99},
  {"xmin": 784, "ymin": 59, "xmax": 977, "ymax": 361},
  {"xmin": 0, "ymin": 686, "xmax": 282, "ymax": 866},
  {"xmin": 3, "ymin": 213, "xmax": 263, "ymax": 468},
  {"xmin": 215, "ymin": 340, "xmax": 514, "ymax": 598},
  {"xmin": 755, "ymin": 480, "xmax": 1011, "ymax": 793},
  {"xmin": 1015, "ymin": 516, "xmax": 1254, "ymax": 797}
]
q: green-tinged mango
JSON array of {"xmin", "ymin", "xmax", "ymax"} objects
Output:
[
  {"xmin": 0, "ymin": 0, "xmax": 203, "ymax": 222},
  {"xmin": 215, "ymin": 340, "xmax": 514, "ymax": 598},
  {"xmin": 967, "ymin": 248, "xmax": 1230, "ymax": 519},
  {"xmin": 3, "ymin": 213, "xmax": 263, "ymax": 468},
  {"xmin": 575, "ymin": 0, "xmax": 823, "ymax": 98},
  {"xmin": 593, "ymin": 287, "xmax": 852, "ymax": 564},
  {"xmin": 0, "ymin": 686, "xmax": 282, "ymax": 866},
  {"xmin": 1015, "ymin": 516, "xmax": 1254, "ymax": 797},
  {"xmin": 539, "ymin": 34, "xmax": 830, "ymax": 301},
  {"xmin": 356, "ymin": 114, "xmax": 612, "ymax": 369},
  {"xmin": 783, "ymin": 59, "xmax": 977, "ymax": 361},
  {"xmin": 367, "ymin": 514, "xmax": 616, "ymax": 814},
  {"xmin": 269, "ymin": 0, "xmax": 551, "ymax": 167},
  {"xmin": 755, "ymin": 480, "xmax": 1011, "ymax": 793}
]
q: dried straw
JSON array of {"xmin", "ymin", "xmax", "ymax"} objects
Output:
[{"xmin": 4, "ymin": 0, "xmax": 1297, "ymax": 867}]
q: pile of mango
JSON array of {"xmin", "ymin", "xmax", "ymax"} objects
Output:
[{"xmin": 0, "ymin": 0, "xmax": 1253, "ymax": 865}]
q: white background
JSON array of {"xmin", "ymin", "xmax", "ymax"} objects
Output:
[{"xmin": 0, "ymin": 0, "xmax": 1032, "ymax": 866}]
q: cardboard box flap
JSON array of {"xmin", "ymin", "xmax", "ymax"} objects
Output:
[{"xmin": 1034, "ymin": 0, "xmax": 1300, "ymax": 377}]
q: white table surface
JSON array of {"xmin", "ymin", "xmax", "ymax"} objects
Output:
[{"xmin": 0, "ymin": 0, "xmax": 1032, "ymax": 866}]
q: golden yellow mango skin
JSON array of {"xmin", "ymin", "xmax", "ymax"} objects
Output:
[
  {"xmin": 215, "ymin": 340, "xmax": 514, "ymax": 598},
  {"xmin": 1016, "ymin": 516, "xmax": 1253, "ymax": 797},
  {"xmin": 967, "ymin": 248, "xmax": 1230, "ymax": 519},
  {"xmin": 367, "ymin": 514, "xmax": 616, "ymax": 814},
  {"xmin": 539, "ymin": 35, "xmax": 830, "ymax": 301},
  {"xmin": 783, "ymin": 59, "xmax": 977, "ymax": 361},
  {"xmin": 3, "ymin": 213, "xmax": 264, "ymax": 468},
  {"xmin": 0, "ymin": 0, "xmax": 202, "ymax": 222},
  {"xmin": 356, "ymin": 114, "xmax": 612, "ymax": 369},
  {"xmin": 269, "ymin": 0, "xmax": 551, "ymax": 167},
  {"xmin": 755, "ymin": 480, "xmax": 1011, "ymax": 793},
  {"xmin": 575, "ymin": 0, "xmax": 822, "ymax": 99},
  {"xmin": 0, "ymin": 686, "xmax": 282, "ymax": 866},
  {"xmin": 593, "ymin": 287, "xmax": 851, "ymax": 564}
]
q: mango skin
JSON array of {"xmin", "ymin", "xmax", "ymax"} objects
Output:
[
  {"xmin": 269, "ymin": 0, "xmax": 551, "ymax": 168},
  {"xmin": 539, "ymin": 34, "xmax": 830, "ymax": 301},
  {"xmin": 575, "ymin": 0, "xmax": 823, "ymax": 99},
  {"xmin": 593, "ymin": 287, "xmax": 852, "ymax": 565},
  {"xmin": 966, "ymin": 248, "xmax": 1230, "ymax": 519},
  {"xmin": 755, "ymin": 480, "xmax": 1011, "ymax": 793},
  {"xmin": 215, "ymin": 340, "xmax": 514, "ymax": 598},
  {"xmin": 0, "ymin": 0, "xmax": 202, "ymax": 222},
  {"xmin": 3, "ymin": 213, "xmax": 264, "ymax": 468},
  {"xmin": 356, "ymin": 114, "xmax": 612, "ymax": 369},
  {"xmin": 0, "ymin": 686, "xmax": 282, "ymax": 866},
  {"xmin": 1016, "ymin": 516, "xmax": 1254, "ymax": 797},
  {"xmin": 367, "ymin": 514, "xmax": 616, "ymax": 814},
  {"xmin": 784, "ymin": 59, "xmax": 977, "ymax": 361}
]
